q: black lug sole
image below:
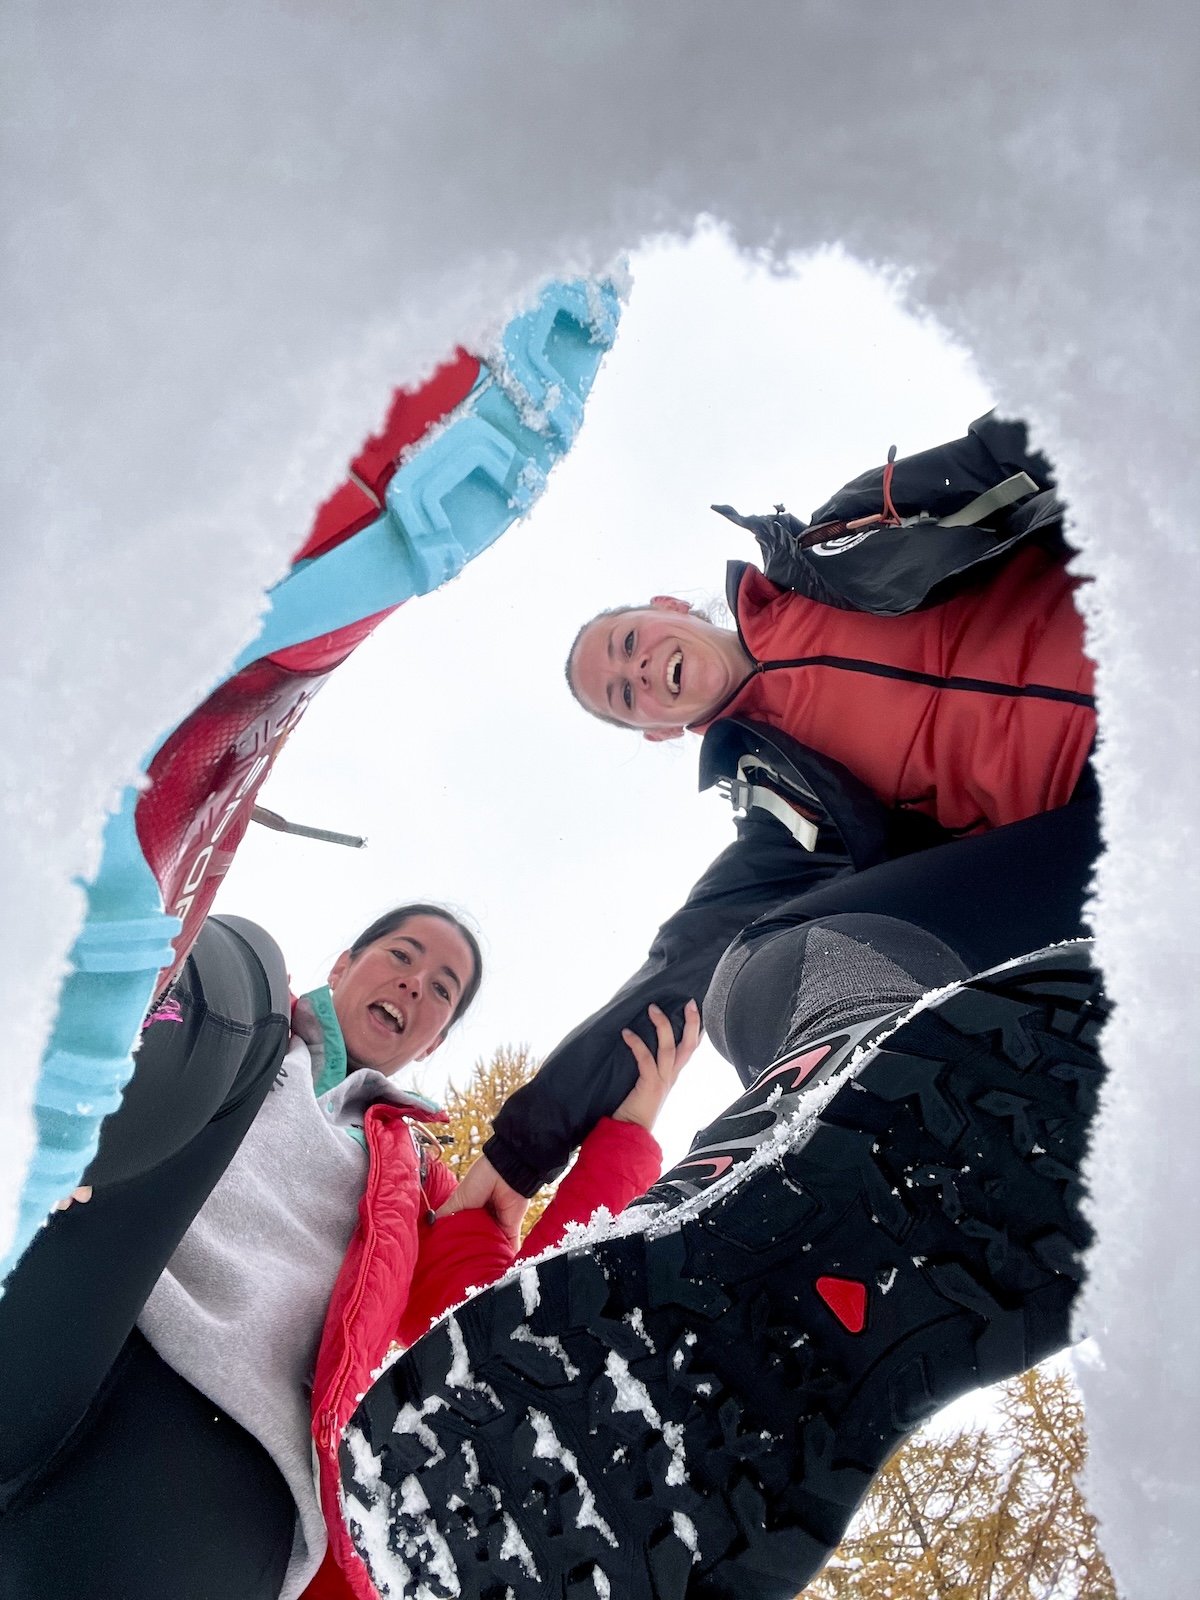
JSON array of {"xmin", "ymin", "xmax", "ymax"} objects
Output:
[{"xmin": 342, "ymin": 942, "xmax": 1106, "ymax": 1600}]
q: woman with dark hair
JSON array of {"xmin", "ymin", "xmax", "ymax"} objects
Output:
[
  {"xmin": 325, "ymin": 904, "xmax": 485, "ymax": 1075},
  {"xmin": 0, "ymin": 904, "xmax": 700, "ymax": 1600}
]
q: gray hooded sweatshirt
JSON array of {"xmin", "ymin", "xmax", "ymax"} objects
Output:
[{"xmin": 139, "ymin": 1000, "xmax": 437, "ymax": 1599}]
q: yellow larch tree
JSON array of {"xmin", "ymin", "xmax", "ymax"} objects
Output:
[
  {"xmin": 434, "ymin": 1043, "xmax": 560, "ymax": 1238},
  {"xmin": 804, "ymin": 1363, "xmax": 1117, "ymax": 1600}
]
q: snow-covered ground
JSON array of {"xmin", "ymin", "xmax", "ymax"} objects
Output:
[{"xmin": 2, "ymin": 5, "xmax": 1197, "ymax": 1594}]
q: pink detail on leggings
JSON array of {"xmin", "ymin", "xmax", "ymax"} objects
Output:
[{"xmin": 146, "ymin": 996, "xmax": 184, "ymax": 1026}]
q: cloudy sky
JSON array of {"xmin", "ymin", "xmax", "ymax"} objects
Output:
[{"xmin": 213, "ymin": 224, "xmax": 990, "ymax": 1167}]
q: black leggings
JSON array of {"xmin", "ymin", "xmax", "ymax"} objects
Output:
[
  {"xmin": 0, "ymin": 918, "xmax": 296, "ymax": 1600},
  {"xmin": 709, "ymin": 788, "xmax": 1100, "ymax": 1082},
  {"xmin": 744, "ymin": 787, "xmax": 1100, "ymax": 979}
]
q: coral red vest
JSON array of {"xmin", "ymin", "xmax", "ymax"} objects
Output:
[{"xmin": 712, "ymin": 550, "xmax": 1095, "ymax": 833}]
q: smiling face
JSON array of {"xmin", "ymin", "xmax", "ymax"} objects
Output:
[
  {"xmin": 569, "ymin": 598, "xmax": 750, "ymax": 734},
  {"xmin": 327, "ymin": 913, "xmax": 477, "ymax": 1075}
]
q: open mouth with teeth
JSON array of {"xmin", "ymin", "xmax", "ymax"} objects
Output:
[
  {"xmin": 667, "ymin": 649, "xmax": 683, "ymax": 697},
  {"xmin": 369, "ymin": 1000, "xmax": 406, "ymax": 1035}
]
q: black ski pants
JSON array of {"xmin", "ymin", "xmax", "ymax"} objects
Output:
[{"xmin": 0, "ymin": 917, "xmax": 297, "ymax": 1600}]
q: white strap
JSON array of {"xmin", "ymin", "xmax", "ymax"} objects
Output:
[
  {"xmin": 745, "ymin": 783, "xmax": 820, "ymax": 851},
  {"xmin": 731, "ymin": 756, "xmax": 820, "ymax": 851}
]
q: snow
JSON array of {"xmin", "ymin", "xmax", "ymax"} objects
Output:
[
  {"xmin": 604, "ymin": 1349, "xmax": 662, "ymax": 1427},
  {"xmin": 344, "ymin": 1431, "xmax": 462, "ymax": 1600},
  {"xmin": 343, "ymin": 1488, "xmax": 414, "ymax": 1600},
  {"xmin": 624, "ymin": 1307, "xmax": 655, "ymax": 1354},
  {"xmin": 444, "ymin": 1314, "xmax": 501, "ymax": 1411},
  {"xmin": 344, "ymin": 1426, "xmax": 384, "ymax": 1492},
  {"xmin": 400, "ymin": 1497, "xmax": 462, "ymax": 1600},
  {"xmin": 510, "ymin": 1322, "xmax": 581, "ymax": 1381},
  {"xmin": 518, "ymin": 1264, "xmax": 540, "ymax": 1317},
  {"xmin": 392, "ymin": 1399, "xmax": 447, "ymax": 1469},
  {"xmin": 498, "ymin": 1515, "xmax": 540, "ymax": 1583},
  {"xmin": 2, "ymin": 5, "xmax": 1197, "ymax": 1595},
  {"xmin": 672, "ymin": 1510, "xmax": 701, "ymax": 1562},
  {"xmin": 528, "ymin": 1408, "xmax": 619, "ymax": 1549},
  {"xmin": 399, "ymin": 1475, "xmax": 430, "ymax": 1517},
  {"xmin": 604, "ymin": 1350, "xmax": 689, "ymax": 1487},
  {"xmin": 460, "ymin": 1442, "xmax": 486, "ymax": 1499}
]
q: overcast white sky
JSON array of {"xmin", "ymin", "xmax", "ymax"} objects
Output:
[{"xmin": 213, "ymin": 224, "xmax": 991, "ymax": 1167}]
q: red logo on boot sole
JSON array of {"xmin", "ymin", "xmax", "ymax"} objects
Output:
[{"xmin": 815, "ymin": 1276, "xmax": 867, "ymax": 1333}]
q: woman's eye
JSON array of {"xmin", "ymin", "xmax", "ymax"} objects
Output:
[
  {"xmin": 622, "ymin": 682, "xmax": 633, "ymax": 711},
  {"xmin": 623, "ymin": 630, "xmax": 634, "ymax": 657},
  {"xmin": 434, "ymin": 983, "xmax": 450, "ymax": 1003},
  {"xmin": 391, "ymin": 947, "xmax": 410, "ymax": 964}
]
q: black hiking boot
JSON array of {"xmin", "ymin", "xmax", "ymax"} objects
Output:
[
  {"xmin": 639, "ymin": 1006, "xmax": 926, "ymax": 1210},
  {"xmin": 341, "ymin": 940, "xmax": 1106, "ymax": 1600}
]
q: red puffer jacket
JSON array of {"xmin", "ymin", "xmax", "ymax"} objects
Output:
[
  {"xmin": 303, "ymin": 1109, "xmax": 661, "ymax": 1600},
  {"xmin": 711, "ymin": 553, "xmax": 1095, "ymax": 834}
]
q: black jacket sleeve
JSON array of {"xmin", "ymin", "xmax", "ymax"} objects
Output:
[
  {"xmin": 483, "ymin": 812, "xmax": 856, "ymax": 1196},
  {"xmin": 713, "ymin": 412, "xmax": 1066, "ymax": 617}
]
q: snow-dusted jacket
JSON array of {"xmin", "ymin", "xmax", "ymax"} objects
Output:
[
  {"xmin": 304, "ymin": 1070, "xmax": 661, "ymax": 1600},
  {"xmin": 483, "ymin": 415, "xmax": 1095, "ymax": 1199}
]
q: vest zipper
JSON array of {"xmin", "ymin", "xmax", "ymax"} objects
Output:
[{"xmin": 317, "ymin": 1105, "xmax": 389, "ymax": 1453}]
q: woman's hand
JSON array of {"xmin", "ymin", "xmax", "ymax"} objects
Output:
[
  {"xmin": 613, "ymin": 1000, "xmax": 702, "ymax": 1133},
  {"xmin": 436, "ymin": 1154, "xmax": 529, "ymax": 1250}
]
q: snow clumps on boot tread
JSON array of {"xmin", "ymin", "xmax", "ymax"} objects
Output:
[{"xmin": 342, "ymin": 943, "xmax": 1106, "ymax": 1600}]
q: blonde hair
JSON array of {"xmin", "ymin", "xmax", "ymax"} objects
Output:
[
  {"xmin": 564, "ymin": 605, "xmax": 642, "ymax": 729},
  {"xmin": 564, "ymin": 599, "xmax": 719, "ymax": 729}
]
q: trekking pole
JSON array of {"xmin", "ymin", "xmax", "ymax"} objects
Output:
[{"xmin": 250, "ymin": 806, "xmax": 366, "ymax": 849}]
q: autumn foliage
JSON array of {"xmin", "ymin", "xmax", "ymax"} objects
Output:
[
  {"xmin": 436, "ymin": 1043, "xmax": 558, "ymax": 1237},
  {"xmin": 804, "ymin": 1363, "xmax": 1117, "ymax": 1600}
]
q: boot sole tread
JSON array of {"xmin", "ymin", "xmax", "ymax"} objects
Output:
[{"xmin": 345, "ymin": 945, "xmax": 1105, "ymax": 1600}]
